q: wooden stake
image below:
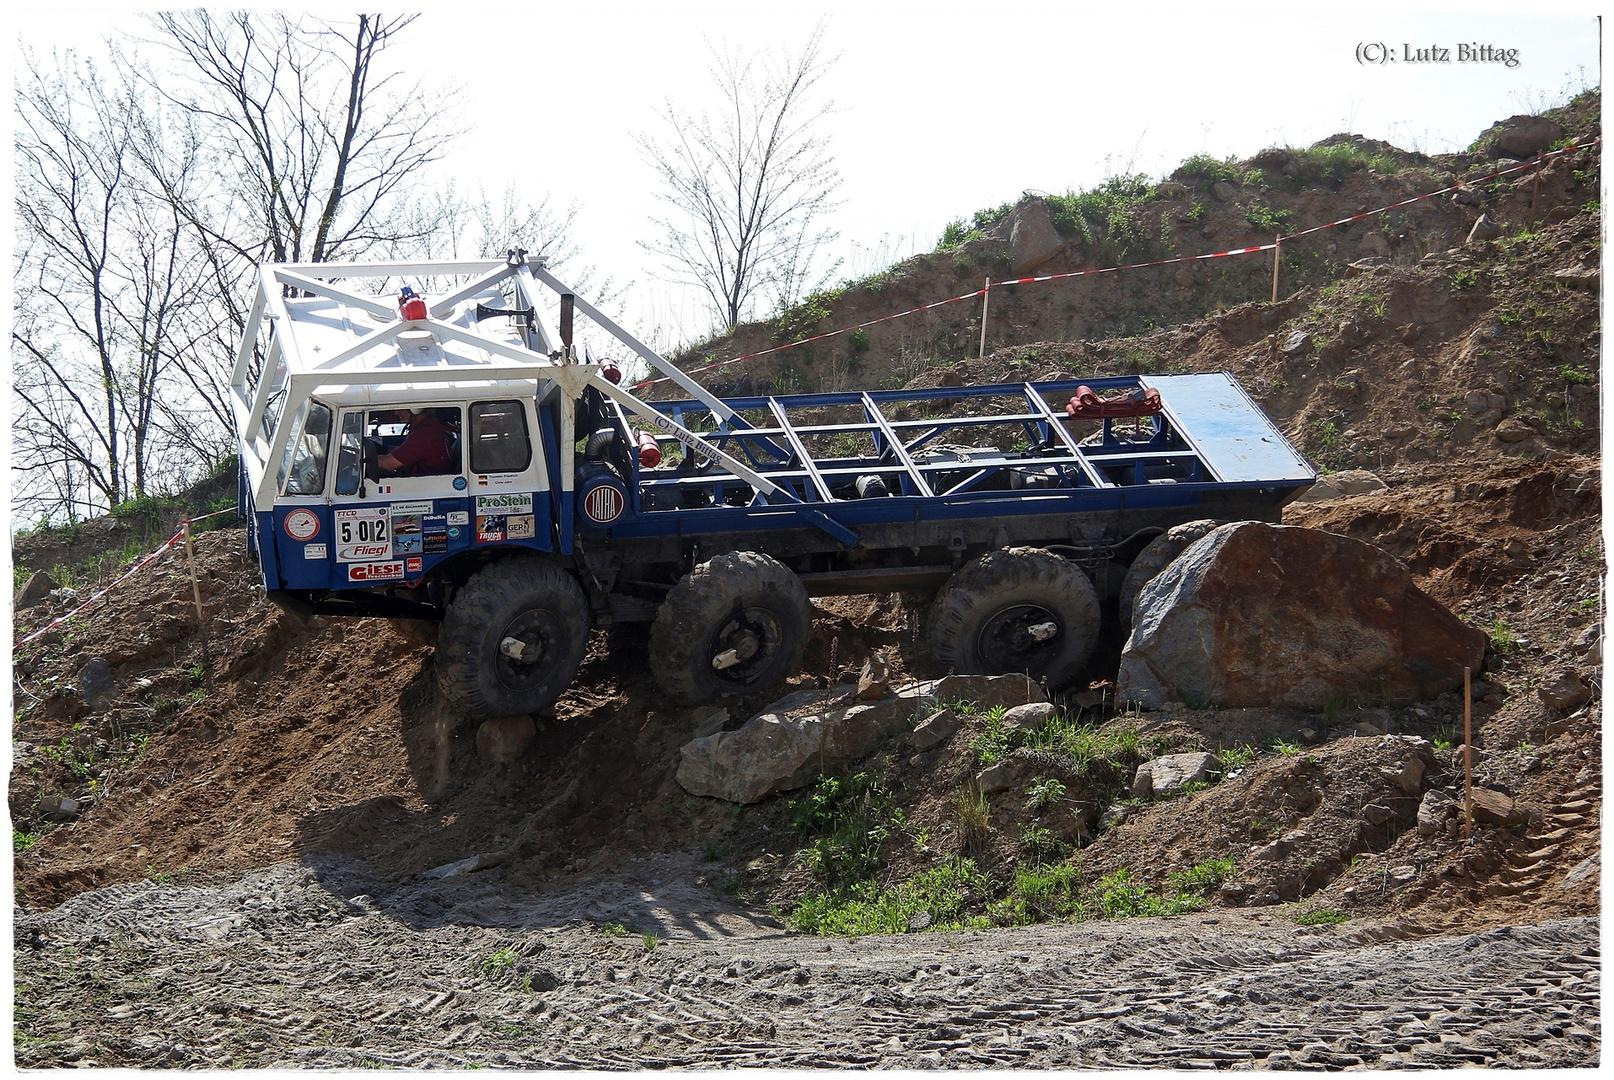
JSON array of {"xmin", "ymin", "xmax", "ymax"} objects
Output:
[
  {"xmin": 1270, "ymin": 236, "xmax": 1282, "ymax": 304},
  {"xmin": 1531, "ymin": 163, "xmax": 1542, "ymax": 228},
  {"xmin": 978, "ymin": 277, "xmax": 991, "ymax": 360},
  {"xmin": 183, "ymin": 520, "xmax": 211, "ymax": 689},
  {"xmin": 1463, "ymin": 665, "xmax": 1474, "ymax": 835}
]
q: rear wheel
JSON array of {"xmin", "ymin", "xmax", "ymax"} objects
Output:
[
  {"xmin": 651, "ymin": 552, "xmax": 811, "ymax": 705},
  {"xmin": 929, "ymin": 546, "xmax": 1100, "ymax": 689},
  {"xmin": 437, "ymin": 558, "xmax": 590, "ymax": 719}
]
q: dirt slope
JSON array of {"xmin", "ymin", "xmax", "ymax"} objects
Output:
[{"xmin": 11, "ymin": 107, "xmax": 1601, "ymax": 965}]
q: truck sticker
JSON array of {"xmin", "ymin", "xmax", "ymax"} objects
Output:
[
  {"xmin": 284, "ymin": 509, "xmax": 320, "ymax": 541},
  {"xmin": 446, "ymin": 511, "xmax": 469, "ymax": 526},
  {"xmin": 507, "ymin": 514, "xmax": 536, "ymax": 539},
  {"xmin": 303, "ymin": 543, "xmax": 327, "ymax": 559},
  {"xmin": 476, "ymin": 493, "xmax": 533, "ymax": 515},
  {"xmin": 335, "ymin": 507, "xmax": 391, "ymax": 562},
  {"xmin": 348, "ymin": 561, "xmax": 404, "ymax": 582},
  {"xmin": 390, "ymin": 500, "xmax": 434, "ymax": 515},
  {"xmin": 477, "ymin": 515, "xmax": 506, "ymax": 543}
]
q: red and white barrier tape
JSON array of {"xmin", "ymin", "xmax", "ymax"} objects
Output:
[
  {"xmin": 14, "ymin": 506, "xmax": 238, "ymax": 648},
  {"xmin": 633, "ymin": 138, "xmax": 1598, "ymax": 392}
]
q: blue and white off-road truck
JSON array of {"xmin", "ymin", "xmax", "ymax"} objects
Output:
[{"xmin": 233, "ymin": 252, "xmax": 1314, "ymax": 719}]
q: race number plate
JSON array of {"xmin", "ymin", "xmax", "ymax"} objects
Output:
[{"xmin": 335, "ymin": 507, "xmax": 391, "ymax": 562}]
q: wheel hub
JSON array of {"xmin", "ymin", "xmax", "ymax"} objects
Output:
[
  {"xmin": 977, "ymin": 604, "xmax": 1063, "ymax": 674},
  {"xmin": 709, "ymin": 611, "xmax": 780, "ymax": 684},
  {"xmin": 493, "ymin": 610, "xmax": 556, "ymax": 692}
]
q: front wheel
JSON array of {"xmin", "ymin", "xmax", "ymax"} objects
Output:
[
  {"xmin": 650, "ymin": 551, "xmax": 811, "ymax": 705},
  {"xmin": 436, "ymin": 558, "xmax": 590, "ymax": 720},
  {"xmin": 929, "ymin": 546, "xmax": 1100, "ymax": 689}
]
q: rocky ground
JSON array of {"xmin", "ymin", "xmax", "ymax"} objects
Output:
[{"xmin": 10, "ymin": 101, "xmax": 1603, "ymax": 1067}]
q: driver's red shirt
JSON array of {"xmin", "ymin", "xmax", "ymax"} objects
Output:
[{"xmin": 391, "ymin": 416, "xmax": 453, "ymax": 475}]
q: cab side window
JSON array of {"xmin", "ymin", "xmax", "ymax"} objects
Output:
[{"xmin": 469, "ymin": 401, "xmax": 532, "ymax": 474}]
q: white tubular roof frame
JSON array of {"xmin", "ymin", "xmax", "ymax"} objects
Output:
[{"xmin": 230, "ymin": 252, "xmax": 770, "ymax": 513}]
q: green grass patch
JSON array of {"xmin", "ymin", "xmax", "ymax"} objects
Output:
[
  {"xmin": 789, "ymin": 857, "xmax": 991, "ymax": 935},
  {"xmin": 789, "ymin": 771, "xmax": 905, "ymax": 889},
  {"xmin": 1294, "ymin": 907, "xmax": 1349, "ymax": 926},
  {"xmin": 1094, "ymin": 868, "xmax": 1203, "ymax": 918}
]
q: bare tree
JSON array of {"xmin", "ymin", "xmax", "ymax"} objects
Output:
[
  {"xmin": 639, "ymin": 25, "xmax": 842, "ymax": 334},
  {"xmin": 11, "ymin": 14, "xmax": 478, "ymax": 524},
  {"xmin": 13, "ymin": 47, "xmax": 207, "ymax": 517}
]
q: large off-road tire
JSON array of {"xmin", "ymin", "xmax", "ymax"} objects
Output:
[
  {"xmin": 929, "ymin": 546, "xmax": 1100, "ymax": 689},
  {"xmin": 650, "ymin": 551, "xmax": 811, "ymax": 705},
  {"xmin": 436, "ymin": 558, "xmax": 590, "ymax": 720},
  {"xmin": 1117, "ymin": 519, "xmax": 1221, "ymax": 633}
]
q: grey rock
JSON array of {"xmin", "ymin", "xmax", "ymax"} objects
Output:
[
  {"xmin": 693, "ymin": 708, "xmax": 731, "ymax": 739},
  {"xmin": 931, "ymin": 673, "xmax": 1044, "ymax": 709},
  {"xmin": 1362, "ymin": 803, "xmax": 1396, "ymax": 825},
  {"xmin": 1560, "ymin": 853, "xmax": 1599, "ymax": 889},
  {"xmin": 1417, "ymin": 789, "xmax": 1457, "ymax": 837},
  {"xmin": 77, "ymin": 658, "xmax": 115, "ymax": 710},
  {"xmin": 1495, "ymin": 417, "xmax": 1536, "ymax": 442},
  {"xmin": 1539, "ymin": 671, "xmax": 1592, "ymax": 710},
  {"xmin": 856, "ymin": 652, "xmax": 891, "ymax": 702},
  {"xmin": 1117, "ymin": 522, "xmax": 1483, "ymax": 710},
  {"xmin": 1132, "ymin": 751, "xmax": 1222, "ymax": 798},
  {"xmin": 1573, "ymin": 625, "xmax": 1602, "ymax": 654},
  {"xmin": 37, "ymin": 795, "xmax": 82, "ymax": 821},
  {"xmin": 1467, "ymin": 214, "xmax": 1503, "ymax": 243},
  {"xmin": 1281, "ymin": 330, "xmax": 1312, "ymax": 355},
  {"xmin": 1359, "ymin": 232, "xmax": 1391, "ymax": 256},
  {"xmin": 906, "ymin": 911, "xmax": 934, "ymax": 932},
  {"xmin": 1495, "ymin": 114, "xmax": 1565, "ymax": 156},
  {"xmin": 677, "ymin": 693, "xmax": 917, "ymax": 804},
  {"xmin": 1553, "ymin": 265, "xmax": 1599, "ymax": 290},
  {"xmin": 419, "ymin": 851, "xmax": 508, "ymax": 880},
  {"xmin": 976, "ymin": 762, "xmax": 1014, "ymax": 795},
  {"xmin": 1006, "ymin": 200, "xmax": 1066, "ymax": 275},
  {"xmin": 1001, "ymin": 701, "xmax": 1056, "ymax": 731},
  {"xmin": 1380, "ymin": 756, "xmax": 1425, "ymax": 795},
  {"xmin": 908, "ymin": 708, "xmax": 959, "ymax": 751},
  {"xmin": 1387, "ymin": 864, "xmax": 1418, "ymax": 885},
  {"xmin": 1211, "ymin": 181, "xmax": 1238, "ymax": 202},
  {"xmin": 15, "ymin": 570, "xmax": 58, "ymax": 609},
  {"xmin": 476, "ymin": 716, "xmax": 535, "ymax": 764},
  {"xmin": 1155, "ymin": 180, "xmax": 1190, "ymax": 198},
  {"xmin": 1252, "ymin": 838, "xmax": 1293, "ymax": 861}
]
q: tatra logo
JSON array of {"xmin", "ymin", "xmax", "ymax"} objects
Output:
[{"xmin": 584, "ymin": 484, "xmax": 624, "ymax": 524}]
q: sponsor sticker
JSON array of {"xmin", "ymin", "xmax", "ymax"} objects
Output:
[
  {"xmin": 447, "ymin": 526, "xmax": 462, "ymax": 540},
  {"xmin": 394, "ymin": 533, "xmax": 423, "ymax": 555},
  {"xmin": 348, "ymin": 561, "xmax": 404, "ymax": 582},
  {"xmin": 390, "ymin": 500, "xmax": 434, "ymax": 515},
  {"xmin": 335, "ymin": 507, "xmax": 391, "ymax": 562},
  {"xmin": 406, "ymin": 557, "xmax": 423, "ymax": 573},
  {"xmin": 303, "ymin": 543, "xmax": 327, "ymax": 560},
  {"xmin": 477, "ymin": 514, "xmax": 506, "ymax": 543},
  {"xmin": 453, "ymin": 476, "xmax": 467, "ymax": 490},
  {"xmin": 284, "ymin": 509, "xmax": 320, "ymax": 541},
  {"xmin": 424, "ymin": 534, "xmax": 448, "ymax": 554},
  {"xmin": 507, "ymin": 513, "xmax": 536, "ymax": 539},
  {"xmin": 476, "ymin": 492, "xmax": 533, "ymax": 515},
  {"xmin": 446, "ymin": 511, "xmax": 469, "ymax": 526}
]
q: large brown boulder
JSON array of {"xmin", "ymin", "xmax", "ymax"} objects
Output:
[{"xmin": 1118, "ymin": 522, "xmax": 1485, "ymax": 709}]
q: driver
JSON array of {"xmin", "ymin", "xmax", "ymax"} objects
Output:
[{"xmin": 378, "ymin": 408, "xmax": 453, "ymax": 476}]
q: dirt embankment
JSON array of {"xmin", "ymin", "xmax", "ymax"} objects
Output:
[{"xmin": 10, "ymin": 101, "xmax": 1602, "ymax": 1068}]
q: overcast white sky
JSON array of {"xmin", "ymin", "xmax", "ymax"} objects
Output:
[{"xmin": 10, "ymin": 3, "xmax": 1605, "ymax": 350}]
